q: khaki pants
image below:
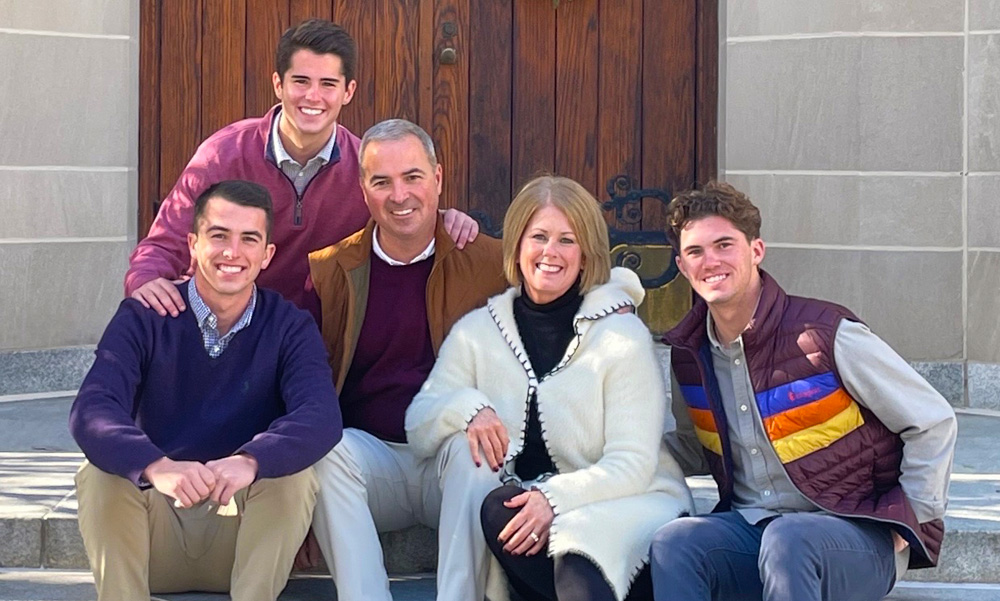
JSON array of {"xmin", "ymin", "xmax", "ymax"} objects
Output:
[
  {"xmin": 312, "ymin": 429, "xmax": 502, "ymax": 601},
  {"xmin": 75, "ymin": 461, "xmax": 317, "ymax": 601}
]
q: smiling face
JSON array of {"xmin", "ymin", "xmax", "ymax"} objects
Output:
[
  {"xmin": 187, "ymin": 196, "xmax": 275, "ymax": 309},
  {"xmin": 360, "ymin": 134, "xmax": 442, "ymax": 260},
  {"xmin": 272, "ymin": 49, "xmax": 356, "ymax": 153},
  {"xmin": 517, "ymin": 205, "xmax": 583, "ymax": 304},
  {"xmin": 675, "ymin": 215, "xmax": 765, "ymax": 311}
]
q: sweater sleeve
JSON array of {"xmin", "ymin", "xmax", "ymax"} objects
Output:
[
  {"xmin": 533, "ymin": 316, "xmax": 666, "ymax": 516},
  {"xmin": 124, "ymin": 153, "xmax": 213, "ymax": 295},
  {"xmin": 237, "ymin": 310, "xmax": 343, "ymax": 478},
  {"xmin": 833, "ymin": 320, "xmax": 957, "ymax": 523},
  {"xmin": 68, "ymin": 301, "xmax": 166, "ymax": 486},
  {"xmin": 405, "ymin": 317, "xmax": 495, "ymax": 459}
]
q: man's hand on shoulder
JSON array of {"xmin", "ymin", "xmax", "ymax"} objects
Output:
[
  {"xmin": 131, "ymin": 276, "xmax": 189, "ymax": 317},
  {"xmin": 143, "ymin": 456, "xmax": 215, "ymax": 508},
  {"xmin": 441, "ymin": 208, "xmax": 480, "ymax": 249},
  {"xmin": 206, "ymin": 454, "xmax": 258, "ymax": 506}
]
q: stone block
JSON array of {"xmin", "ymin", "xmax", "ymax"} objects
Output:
[
  {"xmin": 763, "ymin": 248, "xmax": 963, "ymax": 361},
  {"xmin": 0, "ymin": 32, "xmax": 132, "ymax": 167},
  {"xmin": 968, "ymin": 251, "xmax": 1000, "ymax": 363},
  {"xmin": 0, "ymin": 241, "xmax": 128, "ymax": 351},
  {"xmin": 969, "ymin": 34, "xmax": 1000, "ymax": 172},
  {"xmin": 0, "ymin": 169, "xmax": 131, "ymax": 239},
  {"xmin": 969, "ymin": 363, "xmax": 1000, "ymax": 411},
  {"xmin": 726, "ymin": 173, "xmax": 962, "ymax": 247},
  {"xmin": 971, "ymin": 0, "xmax": 1000, "ymax": 30},
  {"xmin": 726, "ymin": 37, "xmax": 963, "ymax": 171},
  {"xmin": 0, "ymin": 349, "xmax": 93, "ymax": 397},
  {"xmin": 728, "ymin": 0, "xmax": 963, "ymax": 37},
  {"xmin": 910, "ymin": 362, "xmax": 965, "ymax": 407},
  {"xmin": 381, "ymin": 525, "xmax": 438, "ymax": 574},
  {"xmin": 0, "ymin": 518, "xmax": 41, "ymax": 567},
  {"xmin": 969, "ymin": 176, "xmax": 1000, "ymax": 248},
  {"xmin": 0, "ymin": 0, "xmax": 132, "ymax": 36}
]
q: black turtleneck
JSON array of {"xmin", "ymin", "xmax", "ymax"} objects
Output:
[{"xmin": 512, "ymin": 282, "xmax": 583, "ymax": 481}]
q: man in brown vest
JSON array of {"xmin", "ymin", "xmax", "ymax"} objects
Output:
[
  {"xmin": 650, "ymin": 181, "xmax": 957, "ymax": 601},
  {"xmin": 307, "ymin": 119, "xmax": 508, "ymax": 601}
]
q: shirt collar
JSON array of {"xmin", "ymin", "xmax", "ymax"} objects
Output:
[
  {"xmin": 188, "ymin": 279, "xmax": 257, "ymax": 334},
  {"xmin": 269, "ymin": 108, "xmax": 337, "ymax": 166},
  {"xmin": 371, "ymin": 225, "xmax": 436, "ymax": 266},
  {"xmin": 704, "ymin": 289, "xmax": 763, "ymax": 351}
]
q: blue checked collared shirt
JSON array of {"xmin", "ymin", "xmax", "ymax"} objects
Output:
[{"xmin": 188, "ymin": 280, "xmax": 257, "ymax": 358}]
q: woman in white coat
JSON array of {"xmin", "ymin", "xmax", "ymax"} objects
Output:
[{"xmin": 406, "ymin": 175, "xmax": 693, "ymax": 601}]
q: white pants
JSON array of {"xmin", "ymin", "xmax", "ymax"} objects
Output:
[{"xmin": 313, "ymin": 428, "xmax": 501, "ymax": 601}]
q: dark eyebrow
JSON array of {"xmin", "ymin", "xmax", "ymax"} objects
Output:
[
  {"xmin": 402, "ymin": 168, "xmax": 425, "ymax": 177},
  {"xmin": 239, "ymin": 230, "xmax": 264, "ymax": 240},
  {"xmin": 205, "ymin": 225, "xmax": 231, "ymax": 235},
  {"xmin": 713, "ymin": 236, "xmax": 737, "ymax": 244}
]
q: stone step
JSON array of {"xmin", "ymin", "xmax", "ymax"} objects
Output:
[{"xmin": 1, "ymin": 400, "xmax": 997, "ymax": 585}]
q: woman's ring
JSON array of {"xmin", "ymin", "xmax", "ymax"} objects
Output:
[{"xmin": 529, "ymin": 532, "xmax": 540, "ymax": 542}]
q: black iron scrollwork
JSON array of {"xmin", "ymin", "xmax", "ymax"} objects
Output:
[{"xmin": 602, "ymin": 175, "xmax": 679, "ymax": 289}]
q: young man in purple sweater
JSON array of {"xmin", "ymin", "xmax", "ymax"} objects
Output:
[{"xmin": 70, "ymin": 180, "xmax": 342, "ymax": 601}]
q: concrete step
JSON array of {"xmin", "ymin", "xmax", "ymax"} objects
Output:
[
  {"xmin": 0, "ymin": 570, "xmax": 998, "ymax": 601},
  {"xmin": 1, "ymin": 399, "xmax": 998, "ymax": 585}
]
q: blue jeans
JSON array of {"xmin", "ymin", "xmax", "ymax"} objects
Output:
[{"xmin": 649, "ymin": 511, "xmax": 897, "ymax": 601}]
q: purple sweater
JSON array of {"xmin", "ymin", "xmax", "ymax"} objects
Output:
[
  {"xmin": 125, "ymin": 106, "xmax": 370, "ymax": 314},
  {"xmin": 69, "ymin": 282, "xmax": 342, "ymax": 486}
]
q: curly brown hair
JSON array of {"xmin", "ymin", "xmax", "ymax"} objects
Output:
[{"xmin": 666, "ymin": 181, "xmax": 761, "ymax": 249}]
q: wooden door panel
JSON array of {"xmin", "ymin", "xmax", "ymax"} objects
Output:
[
  {"xmin": 158, "ymin": 0, "xmax": 201, "ymax": 201},
  {"xmin": 597, "ymin": 0, "xmax": 643, "ymax": 233},
  {"xmin": 555, "ymin": 0, "xmax": 599, "ymax": 196},
  {"xmin": 245, "ymin": 0, "xmax": 288, "ymax": 117},
  {"xmin": 467, "ymin": 0, "xmax": 513, "ymax": 230},
  {"xmin": 139, "ymin": 0, "xmax": 716, "ymax": 330},
  {"xmin": 202, "ymin": 0, "xmax": 247, "ymax": 137},
  {"xmin": 433, "ymin": 0, "xmax": 470, "ymax": 212},
  {"xmin": 511, "ymin": 2, "xmax": 557, "ymax": 195}
]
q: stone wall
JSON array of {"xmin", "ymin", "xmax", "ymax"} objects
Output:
[
  {"xmin": 721, "ymin": 0, "xmax": 999, "ymax": 407},
  {"xmin": 0, "ymin": 0, "xmax": 138, "ymax": 397}
]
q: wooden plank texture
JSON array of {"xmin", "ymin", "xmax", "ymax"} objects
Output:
[
  {"xmin": 245, "ymin": 0, "xmax": 289, "ymax": 117},
  {"xmin": 555, "ymin": 0, "xmax": 599, "ymax": 196},
  {"xmin": 333, "ymin": 0, "xmax": 375, "ymax": 137},
  {"xmin": 201, "ymin": 0, "xmax": 245, "ymax": 138},
  {"xmin": 433, "ymin": 0, "xmax": 469, "ymax": 211},
  {"xmin": 158, "ymin": 0, "xmax": 201, "ymax": 200},
  {"xmin": 511, "ymin": 0, "xmax": 556, "ymax": 193},
  {"xmin": 290, "ymin": 0, "xmax": 331, "ymax": 25},
  {"xmin": 641, "ymin": 0, "xmax": 696, "ymax": 230},
  {"xmin": 695, "ymin": 0, "xmax": 718, "ymax": 185},
  {"xmin": 468, "ymin": 0, "xmax": 512, "ymax": 230},
  {"xmin": 138, "ymin": 0, "xmax": 160, "ymax": 235},
  {"xmin": 598, "ymin": 0, "xmax": 642, "ymax": 230},
  {"xmin": 374, "ymin": 0, "xmax": 421, "ymax": 122}
]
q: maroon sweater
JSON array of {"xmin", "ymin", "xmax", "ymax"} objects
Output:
[
  {"xmin": 339, "ymin": 254, "xmax": 436, "ymax": 442},
  {"xmin": 125, "ymin": 106, "xmax": 370, "ymax": 314}
]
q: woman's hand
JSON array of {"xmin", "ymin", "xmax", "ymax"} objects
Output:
[
  {"xmin": 498, "ymin": 489, "xmax": 554, "ymax": 557},
  {"xmin": 466, "ymin": 408, "xmax": 509, "ymax": 471}
]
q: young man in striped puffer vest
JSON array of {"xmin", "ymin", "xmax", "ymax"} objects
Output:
[{"xmin": 650, "ymin": 181, "xmax": 957, "ymax": 601}]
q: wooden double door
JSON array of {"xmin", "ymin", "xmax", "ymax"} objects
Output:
[{"xmin": 140, "ymin": 0, "xmax": 717, "ymax": 329}]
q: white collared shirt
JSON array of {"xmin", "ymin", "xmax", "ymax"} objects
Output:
[{"xmin": 372, "ymin": 225, "xmax": 436, "ymax": 265}]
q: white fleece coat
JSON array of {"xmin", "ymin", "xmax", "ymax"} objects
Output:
[{"xmin": 406, "ymin": 268, "xmax": 694, "ymax": 600}]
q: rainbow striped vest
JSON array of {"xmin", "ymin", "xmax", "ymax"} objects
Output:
[{"xmin": 665, "ymin": 271, "xmax": 942, "ymax": 569}]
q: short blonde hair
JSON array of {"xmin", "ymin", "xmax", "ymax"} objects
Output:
[{"xmin": 502, "ymin": 175, "xmax": 612, "ymax": 294}]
